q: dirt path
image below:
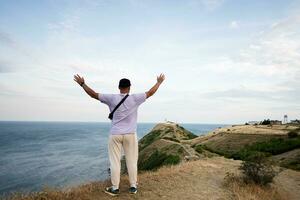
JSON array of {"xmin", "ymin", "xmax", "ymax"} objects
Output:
[
  {"xmin": 76, "ymin": 157, "xmax": 240, "ymax": 200},
  {"xmin": 274, "ymin": 168, "xmax": 300, "ymax": 200},
  {"xmin": 160, "ymin": 138, "xmax": 199, "ymax": 160}
]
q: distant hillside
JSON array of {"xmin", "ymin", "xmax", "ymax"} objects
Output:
[{"xmin": 188, "ymin": 124, "xmax": 300, "ymax": 170}]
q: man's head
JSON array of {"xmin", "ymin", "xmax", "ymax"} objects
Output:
[{"xmin": 118, "ymin": 78, "xmax": 131, "ymax": 93}]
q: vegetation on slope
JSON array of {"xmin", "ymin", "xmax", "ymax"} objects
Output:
[
  {"xmin": 139, "ymin": 130, "xmax": 162, "ymax": 151},
  {"xmin": 280, "ymin": 160, "xmax": 300, "ymax": 171},
  {"xmin": 137, "ymin": 122, "xmax": 198, "ymax": 171},
  {"xmin": 232, "ymin": 136, "xmax": 300, "ymax": 160},
  {"xmin": 138, "ymin": 150, "xmax": 180, "ymax": 170},
  {"xmin": 194, "ymin": 145, "xmax": 204, "ymax": 154},
  {"xmin": 287, "ymin": 127, "xmax": 300, "ymax": 138}
]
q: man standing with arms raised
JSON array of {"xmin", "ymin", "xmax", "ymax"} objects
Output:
[{"xmin": 74, "ymin": 73, "xmax": 165, "ymax": 196}]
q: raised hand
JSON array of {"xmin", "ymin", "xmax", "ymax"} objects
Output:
[
  {"xmin": 73, "ymin": 74, "xmax": 85, "ymax": 86},
  {"xmin": 157, "ymin": 73, "xmax": 165, "ymax": 84}
]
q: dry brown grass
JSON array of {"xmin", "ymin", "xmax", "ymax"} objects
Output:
[
  {"xmin": 1, "ymin": 157, "xmax": 298, "ymax": 200},
  {"xmin": 1, "ymin": 180, "xmax": 109, "ymax": 200},
  {"xmin": 224, "ymin": 180, "xmax": 284, "ymax": 200},
  {"xmin": 210, "ymin": 124, "xmax": 298, "ymax": 136},
  {"xmin": 223, "ymin": 173, "xmax": 284, "ymax": 200},
  {"xmin": 190, "ymin": 124, "xmax": 299, "ymax": 147}
]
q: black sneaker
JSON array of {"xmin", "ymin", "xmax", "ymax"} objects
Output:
[
  {"xmin": 104, "ymin": 186, "xmax": 119, "ymax": 196},
  {"xmin": 129, "ymin": 187, "xmax": 137, "ymax": 194}
]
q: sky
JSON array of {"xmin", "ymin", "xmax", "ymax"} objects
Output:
[{"xmin": 0, "ymin": 0, "xmax": 300, "ymax": 124}]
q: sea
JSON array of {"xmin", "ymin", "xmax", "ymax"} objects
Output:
[{"xmin": 0, "ymin": 121, "xmax": 227, "ymax": 196}]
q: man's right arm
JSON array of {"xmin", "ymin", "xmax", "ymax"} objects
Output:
[
  {"xmin": 82, "ymin": 83, "xmax": 99, "ymax": 100},
  {"xmin": 74, "ymin": 74, "xmax": 99, "ymax": 100},
  {"xmin": 146, "ymin": 74, "xmax": 165, "ymax": 98}
]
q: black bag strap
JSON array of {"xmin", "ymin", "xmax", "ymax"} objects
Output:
[{"xmin": 108, "ymin": 94, "xmax": 129, "ymax": 120}]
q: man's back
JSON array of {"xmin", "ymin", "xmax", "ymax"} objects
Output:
[
  {"xmin": 74, "ymin": 74, "xmax": 165, "ymax": 196},
  {"xmin": 99, "ymin": 93, "xmax": 147, "ymax": 134}
]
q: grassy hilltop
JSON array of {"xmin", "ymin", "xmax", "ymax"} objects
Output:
[
  {"xmin": 2, "ymin": 122, "xmax": 300, "ymax": 200},
  {"xmin": 189, "ymin": 124, "xmax": 300, "ymax": 170}
]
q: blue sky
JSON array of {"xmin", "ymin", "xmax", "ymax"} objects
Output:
[{"xmin": 0, "ymin": 0, "xmax": 299, "ymax": 123}]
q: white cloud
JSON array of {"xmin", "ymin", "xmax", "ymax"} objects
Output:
[
  {"xmin": 229, "ymin": 21, "xmax": 239, "ymax": 29},
  {"xmin": 201, "ymin": 13, "xmax": 300, "ymax": 110},
  {"xmin": 212, "ymin": 14, "xmax": 300, "ymax": 78}
]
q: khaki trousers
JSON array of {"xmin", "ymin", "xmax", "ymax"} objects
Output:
[{"xmin": 108, "ymin": 133, "xmax": 138, "ymax": 189}]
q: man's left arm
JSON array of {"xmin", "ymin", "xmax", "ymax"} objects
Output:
[{"xmin": 145, "ymin": 74, "xmax": 165, "ymax": 98}]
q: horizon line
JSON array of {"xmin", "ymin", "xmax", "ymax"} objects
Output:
[{"xmin": 0, "ymin": 120, "xmax": 234, "ymax": 125}]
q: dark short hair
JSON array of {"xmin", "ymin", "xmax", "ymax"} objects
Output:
[{"xmin": 118, "ymin": 78, "xmax": 131, "ymax": 88}]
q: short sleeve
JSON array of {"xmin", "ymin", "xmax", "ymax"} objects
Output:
[
  {"xmin": 98, "ymin": 93, "xmax": 113, "ymax": 105},
  {"xmin": 132, "ymin": 93, "xmax": 147, "ymax": 106}
]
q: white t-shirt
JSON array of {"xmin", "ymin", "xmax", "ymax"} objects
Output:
[{"xmin": 99, "ymin": 93, "xmax": 147, "ymax": 135}]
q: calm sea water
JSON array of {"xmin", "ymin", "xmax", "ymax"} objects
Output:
[{"xmin": 0, "ymin": 121, "xmax": 227, "ymax": 196}]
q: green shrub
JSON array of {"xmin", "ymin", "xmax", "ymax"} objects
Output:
[
  {"xmin": 138, "ymin": 150, "xmax": 165, "ymax": 170},
  {"xmin": 194, "ymin": 145, "xmax": 203, "ymax": 154},
  {"xmin": 201, "ymin": 144, "xmax": 232, "ymax": 158},
  {"xmin": 232, "ymin": 149, "xmax": 271, "ymax": 160},
  {"xmin": 162, "ymin": 154, "xmax": 180, "ymax": 165},
  {"xmin": 252, "ymin": 138, "xmax": 300, "ymax": 154},
  {"xmin": 177, "ymin": 147, "xmax": 184, "ymax": 154},
  {"xmin": 239, "ymin": 152, "xmax": 276, "ymax": 186},
  {"xmin": 139, "ymin": 130, "xmax": 161, "ymax": 150},
  {"xmin": 288, "ymin": 128, "xmax": 300, "ymax": 138},
  {"xmin": 186, "ymin": 133, "xmax": 198, "ymax": 139},
  {"xmin": 261, "ymin": 119, "xmax": 271, "ymax": 125},
  {"xmin": 288, "ymin": 130, "xmax": 298, "ymax": 138},
  {"xmin": 138, "ymin": 150, "xmax": 180, "ymax": 171},
  {"xmin": 281, "ymin": 160, "xmax": 300, "ymax": 171},
  {"xmin": 233, "ymin": 137, "xmax": 300, "ymax": 159}
]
